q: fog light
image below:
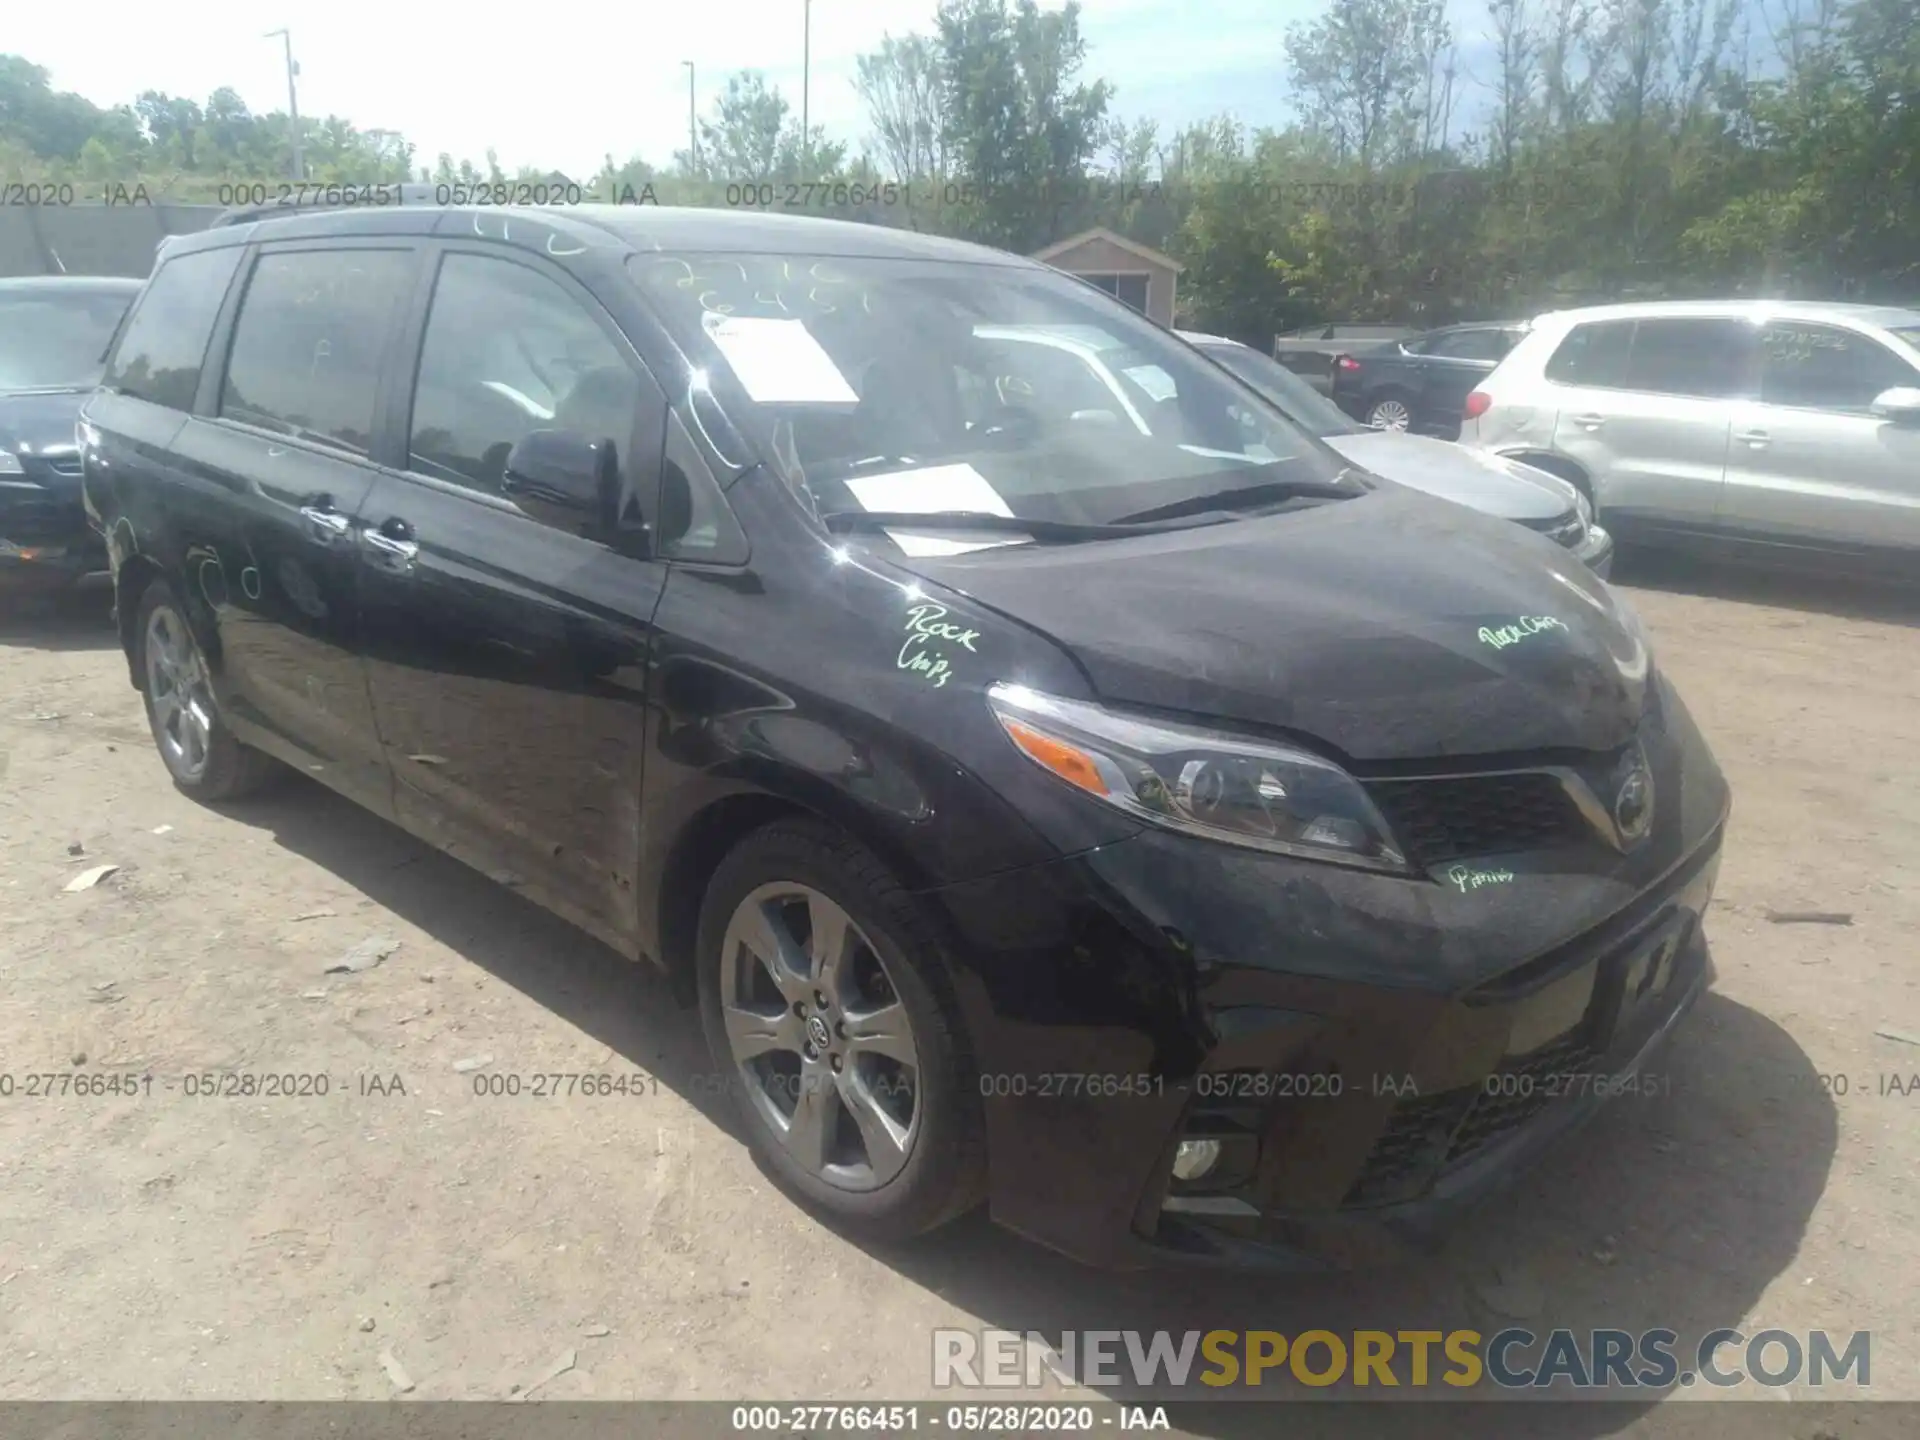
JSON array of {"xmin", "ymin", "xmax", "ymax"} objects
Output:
[{"xmin": 1171, "ymin": 1138, "xmax": 1222, "ymax": 1181}]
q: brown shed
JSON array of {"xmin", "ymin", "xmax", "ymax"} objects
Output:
[{"xmin": 1030, "ymin": 227, "xmax": 1183, "ymax": 328}]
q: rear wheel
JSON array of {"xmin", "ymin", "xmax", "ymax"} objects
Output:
[
  {"xmin": 697, "ymin": 820, "xmax": 985, "ymax": 1241},
  {"xmin": 134, "ymin": 579, "xmax": 279, "ymax": 801},
  {"xmin": 1365, "ymin": 393, "xmax": 1414, "ymax": 431}
]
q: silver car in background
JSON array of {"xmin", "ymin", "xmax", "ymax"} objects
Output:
[
  {"xmin": 1460, "ymin": 300, "xmax": 1920, "ymax": 572},
  {"xmin": 1179, "ymin": 330, "xmax": 1614, "ymax": 576}
]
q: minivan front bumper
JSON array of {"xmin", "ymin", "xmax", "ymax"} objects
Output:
[
  {"xmin": 0, "ymin": 463, "xmax": 107, "ymax": 595},
  {"xmin": 921, "ymin": 687, "xmax": 1727, "ymax": 1270},
  {"xmin": 930, "ymin": 819, "xmax": 1721, "ymax": 1271},
  {"xmin": 0, "ymin": 530, "xmax": 110, "ymax": 594}
]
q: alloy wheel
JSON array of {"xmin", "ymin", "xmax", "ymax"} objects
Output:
[
  {"xmin": 718, "ymin": 882, "xmax": 921, "ymax": 1191},
  {"xmin": 144, "ymin": 604, "xmax": 214, "ymax": 783},
  {"xmin": 1367, "ymin": 398, "xmax": 1413, "ymax": 431}
]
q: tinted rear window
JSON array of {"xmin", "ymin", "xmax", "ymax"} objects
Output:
[
  {"xmin": 1623, "ymin": 318, "xmax": 1753, "ymax": 398},
  {"xmin": 104, "ymin": 248, "xmax": 243, "ymax": 411},
  {"xmin": 219, "ymin": 249, "xmax": 415, "ymax": 456},
  {"xmin": 1546, "ymin": 317, "xmax": 1756, "ymax": 397},
  {"xmin": 1544, "ymin": 320, "xmax": 1637, "ymax": 387}
]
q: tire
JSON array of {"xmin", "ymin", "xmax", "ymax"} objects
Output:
[
  {"xmin": 1365, "ymin": 393, "xmax": 1415, "ymax": 431},
  {"xmin": 697, "ymin": 819, "xmax": 986, "ymax": 1242},
  {"xmin": 132, "ymin": 577, "xmax": 279, "ymax": 802}
]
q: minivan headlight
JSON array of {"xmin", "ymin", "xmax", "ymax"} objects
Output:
[
  {"xmin": 987, "ymin": 683, "xmax": 1410, "ymax": 873},
  {"xmin": 0, "ymin": 450, "xmax": 23, "ymax": 475},
  {"xmin": 1616, "ymin": 589, "xmax": 1653, "ymax": 644}
]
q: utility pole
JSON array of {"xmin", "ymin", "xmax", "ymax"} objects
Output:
[
  {"xmin": 682, "ymin": 61, "xmax": 698, "ymax": 176},
  {"xmin": 801, "ymin": 0, "xmax": 812, "ymax": 171},
  {"xmin": 265, "ymin": 29, "xmax": 303, "ymax": 182}
]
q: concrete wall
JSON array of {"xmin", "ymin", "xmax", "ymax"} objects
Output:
[
  {"xmin": 1039, "ymin": 235, "xmax": 1178, "ymax": 327},
  {"xmin": 0, "ymin": 204, "xmax": 224, "ymax": 279}
]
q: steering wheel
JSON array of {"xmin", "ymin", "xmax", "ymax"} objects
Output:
[{"xmin": 970, "ymin": 403, "xmax": 1042, "ymax": 449}]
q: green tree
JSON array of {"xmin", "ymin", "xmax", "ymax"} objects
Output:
[
  {"xmin": 855, "ymin": 33, "xmax": 947, "ymax": 181},
  {"xmin": 933, "ymin": 0, "xmax": 1112, "ymax": 252},
  {"xmin": 684, "ymin": 70, "xmax": 847, "ymax": 187}
]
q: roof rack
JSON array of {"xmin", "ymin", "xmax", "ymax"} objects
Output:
[{"xmin": 211, "ymin": 182, "xmax": 444, "ymax": 228}]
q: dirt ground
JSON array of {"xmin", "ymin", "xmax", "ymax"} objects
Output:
[{"xmin": 2, "ymin": 553, "xmax": 1917, "ymax": 1437}]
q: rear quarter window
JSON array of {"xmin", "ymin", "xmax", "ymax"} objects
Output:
[{"xmin": 104, "ymin": 246, "xmax": 244, "ymax": 411}]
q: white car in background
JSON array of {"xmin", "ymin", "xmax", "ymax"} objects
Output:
[
  {"xmin": 1457, "ymin": 300, "xmax": 1920, "ymax": 574},
  {"xmin": 1177, "ymin": 330, "xmax": 1614, "ymax": 576}
]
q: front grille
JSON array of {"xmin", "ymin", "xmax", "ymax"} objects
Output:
[
  {"xmin": 1442, "ymin": 1028, "xmax": 1601, "ymax": 1169},
  {"xmin": 1342, "ymin": 1028, "xmax": 1601, "ymax": 1209},
  {"xmin": 1343, "ymin": 1090, "xmax": 1477, "ymax": 1207},
  {"xmin": 1517, "ymin": 509, "xmax": 1586, "ymax": 549},
  {"xmin": 1368, "ymin": 771, "xmax": 1589, "ymax": 866}
]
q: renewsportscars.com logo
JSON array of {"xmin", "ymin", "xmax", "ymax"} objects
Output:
[{"xmin": 932, "ymin": 1328, "xmax": 1872, "ymax": 1392}]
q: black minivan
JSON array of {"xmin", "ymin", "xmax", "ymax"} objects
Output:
[{"xmin": 83, "ymin": 197, "xmax": 1729, "ymax": 1271}]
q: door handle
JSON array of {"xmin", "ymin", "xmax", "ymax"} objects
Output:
[
  {"xmin": 1736, "ymin": 429, "xmax": 1770, "ymax": 450},
  {"xmin": 1572, "ymin": 413, "xmax": 1606, "ymax": 431},
  {"xmin": 298, "ymin": 503, "xmax": 354, "ymax": 546},
  {"xmin": 360, "ymin": 519, "xmax": 419, "ymax": 573}
]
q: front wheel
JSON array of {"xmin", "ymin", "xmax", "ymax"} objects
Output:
[
  {"xmin": 696, "ymin": 820, "xmax": 986, "ymax": 1241},
  {"xmin": 134, "ymin": 579, "xmax": 279, "ymax": 801}
]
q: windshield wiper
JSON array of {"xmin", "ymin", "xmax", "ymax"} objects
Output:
[
  {"xmin": 1107, "ymin": 477, "xmax": 1361, "ymax": 526},
  {"xmin": 819, "ymin": 509, "xmax": 1224, "ymax": 544}
]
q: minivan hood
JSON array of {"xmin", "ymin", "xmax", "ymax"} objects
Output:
[
  {"xmin": 1323, "ymin": 430, "xmax": 1572, "ymax": 523},
  {"xmin": 898, "ymin": 486, "xmax": 1647, "ymax": 763}
]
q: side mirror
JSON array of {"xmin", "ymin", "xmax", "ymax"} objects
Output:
[
  {"xmin": 501, "ymin": 429, "xmax": 622, "ymax": 538},
  {"xmin": 1870, "ymin": 386, "xmax": 1920, "ymax": 425}
]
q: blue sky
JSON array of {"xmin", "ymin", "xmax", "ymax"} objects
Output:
[{"xmin": 13, "ymin": 0, "xmax": 1516, "ymax": 177}]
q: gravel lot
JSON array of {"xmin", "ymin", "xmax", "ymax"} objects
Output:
[{"xmin": 1, "ymin": 555, "xmax": 1916, "ymax": 1437}]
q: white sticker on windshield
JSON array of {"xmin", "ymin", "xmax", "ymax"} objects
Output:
[
  {"xmin": 844, "ymin": 464, "xmax": 1026, "ymax": 558},
  {"xmin": 882, "ymin": 531, "xmax": 1021, "ymax": 557},
  {"xmin": 1122, "ymin": 364, "xmax": 1178, "ymax": 402},
  {"xmin": 703, "ymin": 314, "xmax": 858, "ymax": 405}
]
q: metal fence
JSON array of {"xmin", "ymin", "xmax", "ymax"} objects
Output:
[{"xmin": 0, "ymin": 203, "xmax": 224, "ymax": 279}]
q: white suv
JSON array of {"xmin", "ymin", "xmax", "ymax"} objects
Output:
[{"xmin": 1460, "ymin": 301, "xmax": 1920, "ymax": 567}]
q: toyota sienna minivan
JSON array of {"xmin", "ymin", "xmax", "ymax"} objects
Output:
[{"xmin": 83, "ymin": 195, "xmax": 1729, "ymax": 1269}]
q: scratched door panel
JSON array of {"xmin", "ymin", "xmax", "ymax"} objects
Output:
[
  {"xmin": 353, "ymin": 470, "xmax": 666, "ymax": 947},
  {"xmin": 352, "ymin": 240, "xmax": 680, "ymax": 942},
  {"xmin": 164, "ymin": 415, "xmax": 391, "ymax": 809}
]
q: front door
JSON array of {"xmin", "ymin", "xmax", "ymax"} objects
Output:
[
  {"xmin": 1722, "ymin": 320, "xmax": 1920, "ymax": 550},
  {"xmin": 166, "ymin": 241, "xmax": 420, "ymax": 810},
  {"xmin": 353, "ymin": 246, "xmax": 671, "ymax": 948}
]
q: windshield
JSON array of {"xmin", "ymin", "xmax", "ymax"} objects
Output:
[
  {"xmin": 1890, "ymin": 325, "xmax": 1920, "ymax": 358},
  {"xmin": 1198, "ymin": 342, "xmax": 1359, "ymax": 438},
  {"xmin": 0, "ymin": 289, "xmax": 135, "ymax": 392},
  {"xmin": 628, "ymin": 252, "xmax": 1350, "ymax": 531}
]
